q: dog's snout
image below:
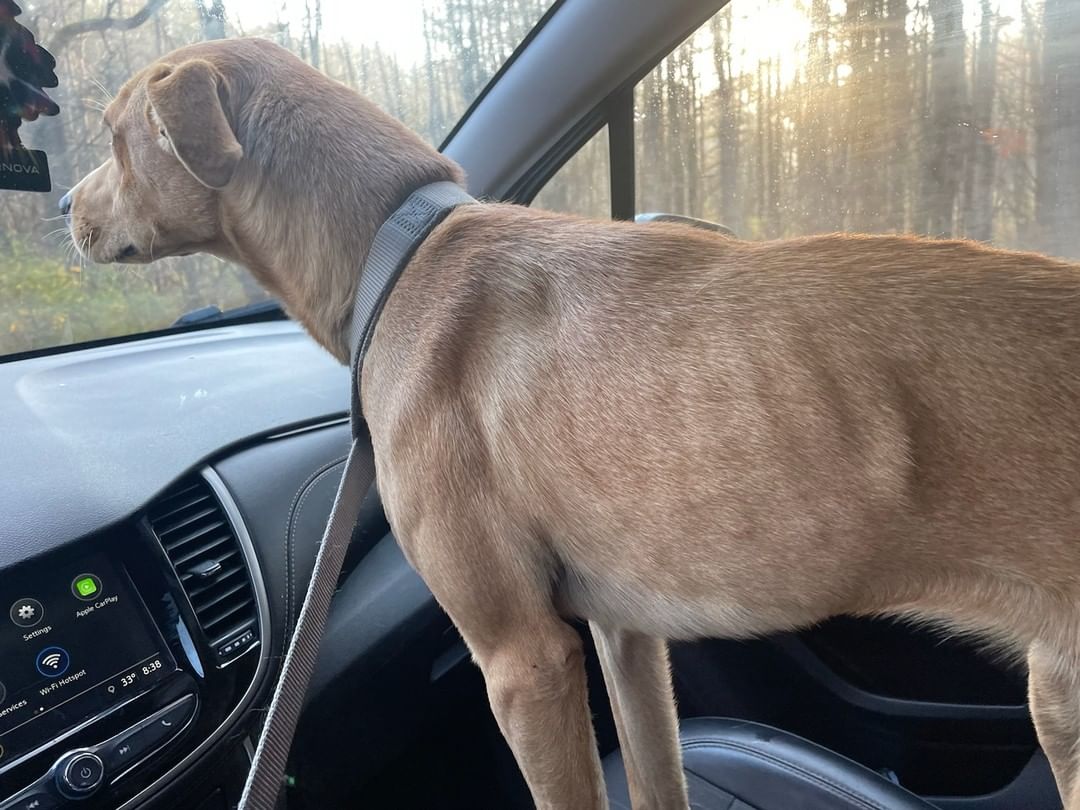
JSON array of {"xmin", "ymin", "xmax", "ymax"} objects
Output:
[{"xmin": 58, "ymin": 191, "xmax": 72, "ymax": 217}]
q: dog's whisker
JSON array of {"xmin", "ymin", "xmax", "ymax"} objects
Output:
[
  {"xmin": 61, "ymin": 237, "xmax": 76, "ymax": 267},
  {"xmin": 41, "ymin": 227, "xmax": 70, "ymax": 242},
  {"xmin": 89, "ymin": 77, "xmax": 115, "ymax": 103},
  {"xmin": 77, "ymin": 229, "xmax": 92, "ymax": 272}
]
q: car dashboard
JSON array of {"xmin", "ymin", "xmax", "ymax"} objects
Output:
[{"xmin": 0, "ymin": 322, "xmax": 435, "ymax": 809}]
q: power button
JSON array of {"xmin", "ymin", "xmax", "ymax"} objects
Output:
[{"xmin": 55, "ymin": 751, "xmax": 104, "ymax": 798}]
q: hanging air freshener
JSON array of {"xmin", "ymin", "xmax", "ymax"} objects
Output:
[{"xmin": 0, "ymin": 0, "xmax": 58, "ymax": 192}]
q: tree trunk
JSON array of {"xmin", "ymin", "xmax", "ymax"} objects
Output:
[
  {"xmin": 921, "ymin": 0, "xmax": 967, "ymax": 237},
  {"xmin": 1035, "ymin": 0, "xmax": 1080, "ymax": 258},
  {"xmin": 197, "ymin": 0, "xmax": 227, "ymax": 41},
  {"xmin": 711, "ymin": 12, "xmax": 740, "ymax": 233},
  {"xmin": 884, "ymin": 0, "xmax": 911, "ymax": 231},
  {"xmin": 966, "ymin": 0, "xmax": 999, "ymax": 242}
]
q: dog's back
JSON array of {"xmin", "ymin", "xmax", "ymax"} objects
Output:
[
  {"xmin": 66, "ymin": 36, "xmax": 1080, "ymax": 808},
  {"xmin": 366, "ymin": 204, "xmax": 1080, "ymax": 651}
]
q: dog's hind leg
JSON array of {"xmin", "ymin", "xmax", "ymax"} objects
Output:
[
  {"xmin": 590, "ymin": 623, "xmax": 688, "ymax": 810},
  {"xmin": 1028, "ymin": 641, "xmax": 1080, "ymax": 808}
]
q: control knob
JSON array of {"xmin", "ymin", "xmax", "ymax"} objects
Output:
[{"xmin": 54, "ymin": 750, "xmax": 104, "ymax": 799}]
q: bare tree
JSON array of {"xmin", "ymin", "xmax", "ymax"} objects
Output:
[
  {"xmin": 196, "ymin": 0, "xmax": 226, "ymax": 41},
  {"xmin": 48, "ymin": 0, "xmax": 170, "ymax": 54},
  {"xmin": 1036, "ymin": 0, "xmax": 1080, "ymax": 258},
  {"xmin": 964, "ymin": 0, "xmax": 1000, "ymax": 242},
  {"xmin": 919, "ymin": 0, "xmax": 968, "ymax": 237}
]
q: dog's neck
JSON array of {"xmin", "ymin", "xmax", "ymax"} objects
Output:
[{"xmin": 216, "ymin": 75, "xmax": 465, "ymax": 364}]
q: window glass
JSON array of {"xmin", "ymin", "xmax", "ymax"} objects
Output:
[
  {"xmin": 532, "ymin": 126, "xmax": 611, "ymax": 218},
  {"xmin": 634, "ymin": 0, "xmax": 1078, "ymax": 263},
  {"xmin": 2, "ymin": 0, "xmax": 553, "ymax": 355}
]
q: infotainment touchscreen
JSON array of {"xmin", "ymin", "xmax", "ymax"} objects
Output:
[{"xmin": 0, "ymin": 551, "xmax": 177, "ymax": 769}]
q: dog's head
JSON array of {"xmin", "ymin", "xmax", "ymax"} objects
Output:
[
  {"xmin": 62, "ymin": 37, "xmax": 465, "ymax": 359},
  {"xmin": 62, "ymin": 48, "xmax": 244, "ymax": 264}
]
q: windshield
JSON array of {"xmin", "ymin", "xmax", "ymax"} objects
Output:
[{"xmin": 1, "ymin": 0, "xmax": 553, "ymax": 356}]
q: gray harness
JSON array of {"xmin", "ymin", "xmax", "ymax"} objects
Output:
[{"xmin": 239, "ymin": 181, "xmax": 476, "ymax": 809}]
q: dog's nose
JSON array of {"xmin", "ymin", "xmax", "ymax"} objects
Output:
[{"xmin": 58, "ymin": 191, "xmax": 72, "ymax": 216}]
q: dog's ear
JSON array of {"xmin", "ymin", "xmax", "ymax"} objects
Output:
[{"xmin": 146, "ymin": 59, "xmax": 242, "ymax": 190}]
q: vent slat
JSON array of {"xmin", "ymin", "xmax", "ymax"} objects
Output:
[
  {"xmin": 193, "ymin": 580, "xmax": 250, "ymax": 614},
  {"xmin": 181, "ymin": 560, "xmax": 244, "ymax": 595},
  {"xmin": 163, "ymin": 519, "xmax": 227, "ymax": 554},
  {"xmin": 147, "ymin": 482, "xmax": 203, "ymax": 517},
  {"xmin": 171, "ymin": 534, "xmax": 232, "ymax": 568},
  {"xmin": 200, "ymin": 596, "xmax": 255, "ymax": 635},
  {"xmin": 149, "ymin": 494, "xmax": 210, "ymax": 525},
  {"xmin": 157, "ymin": 506, "xmax": 219, "ymax": 539},
  {"xmin": 147, "ymin": 477, "xmax": 258, "ymax": 662}
]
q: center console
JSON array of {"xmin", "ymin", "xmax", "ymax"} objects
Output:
[{"xmin": 0, "ymin": 471, "xmax": 268, "ymax": 810}]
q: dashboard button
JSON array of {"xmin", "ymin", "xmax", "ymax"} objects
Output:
[
  {"xmin": 34, "ymin": 646, "xmax": 69, "ymax": 678},
  {"xmin": 103, "ymin": 695, "xmax": 195, "ymax": 775},
  {"xmin": 54, "ymin": 751, "xmax": 104, "ymax": 798},
  {"xmin": 155, "ymin": 695, "xmax": 196, "ymax": 731},
  {"xmin": 70, "ymin": 574, "xmax": 102, "ymax": 602},
  {"xmin": 9, "ymin": 598, "xmax": 44, "ymax": 628},
  {"xmin": 0, "ymin": 790, "xmax": 58, "ymax": 810},
  {"xmin": 216, "ymin": 627, "xmax": 256, "ymax": 662}
]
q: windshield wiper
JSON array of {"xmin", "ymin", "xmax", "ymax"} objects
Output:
[{"xmin": 171, "ymin": 299, "xmax": 287, "ymax": 327}]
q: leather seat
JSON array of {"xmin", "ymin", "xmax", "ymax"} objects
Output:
[{"xmin": 603, "ymin": 718, "xmax": 937, "ymax": 810}]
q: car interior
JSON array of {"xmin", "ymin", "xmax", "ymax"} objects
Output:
[{"xmin": 1, "ymin": 0, "xmax": 1073, "ymax": 807}]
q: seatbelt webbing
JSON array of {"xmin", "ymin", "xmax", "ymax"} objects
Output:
[
  {"xmin": 239, "ymin": 182, "xmax": 475, "ymax": 809},
  {"xmin": 238, "ymin": 434, "xmax": 375, "ymax": 809}
]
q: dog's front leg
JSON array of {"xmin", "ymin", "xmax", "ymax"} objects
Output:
[
  {"xmin": 403, "ymin": 519, "xmax": 608, "ymax": 808},
  {"xmin": 1028, "ymin": 641, "xmax": 1080, "ymax": 808},
  {"xmin": 591, "ymin": 623, "xmax": 688, "ymax": 809},
  {"xmin": 478, "ymin": 615, "xmax": 608, "ymax": 809}
]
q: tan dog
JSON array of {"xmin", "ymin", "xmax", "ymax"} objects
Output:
[{"xmin": 66, "ymin": 37, "xmax": 1080, "ymax": 810}]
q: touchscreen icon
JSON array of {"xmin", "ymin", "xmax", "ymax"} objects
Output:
[
  {"xmin": 9, "ymin": 597, "xmax": 44, "ymax": 628},
  {"xmin": 70, "ymin": 574, "xmax": 102, "ymax": 601},
  {"xmin": 35, "ymin": 646, "xmax": 70, "ymax": 678}
]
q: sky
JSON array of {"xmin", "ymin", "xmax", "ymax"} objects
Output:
[
  {"xmin": 222, "ymin": 0, "xmax": 1027, "ymax": 88},
  {"xmin": 225, "ymin": 0, "xmax": 445, "ymax": 66},
  {"xmin": 706, "ymin": 0, "xmax": 1027, "ymax": 89}
]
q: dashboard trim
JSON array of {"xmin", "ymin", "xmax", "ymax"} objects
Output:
[
  {"xmin": 0, "ymin": 690, "xmax": 147, "ymax": 780},
  {"xmin": 117, "ymin": 467, "xmax": 272, "ymax": 810}
]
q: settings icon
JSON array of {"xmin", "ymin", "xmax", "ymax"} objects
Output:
[{"xmin": 10, "ymin": 598, "xmax": 44, "ymax": 628}]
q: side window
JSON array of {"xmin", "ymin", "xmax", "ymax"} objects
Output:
[
  {"xmin": 2, "ymin": 1, "xmax": 556, "ymax": 355},
  {"xmin": 531, "ymin": 126, "xmax": 611, "ymax": 218},
  {"xmin": 634, "ymin": 0, "xmax": 1080, "ymax": 260}
]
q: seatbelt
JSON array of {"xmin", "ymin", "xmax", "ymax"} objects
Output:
[{"xmin": 239, "ymin": 181, "xmax": 476, "ymax": 809}]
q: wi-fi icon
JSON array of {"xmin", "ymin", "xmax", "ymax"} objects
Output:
[
  {"xmin": 41, "ymin": 653, "xmax": 62, "ymax": 669},
  {"xmin": 36, "ymin": 647, "xmax": 69, "ymax": 677}
]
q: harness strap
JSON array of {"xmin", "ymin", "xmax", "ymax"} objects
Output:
[{"xmin": 239, "ymin": 182, "xmax": 475, "ymax": 809}]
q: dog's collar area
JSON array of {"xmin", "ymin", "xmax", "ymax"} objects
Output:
[
  {"xmin": 348, "ymin": 180, "xmax": 476, "ymax": 433},
  {"xmin": 243, "ymin": 182, "xmax": 474, "ymax": 809}
]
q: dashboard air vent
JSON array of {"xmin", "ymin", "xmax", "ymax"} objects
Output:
[{"xmin": 147, "ymin": 476, "xmax": 258, "ymax": 664}]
